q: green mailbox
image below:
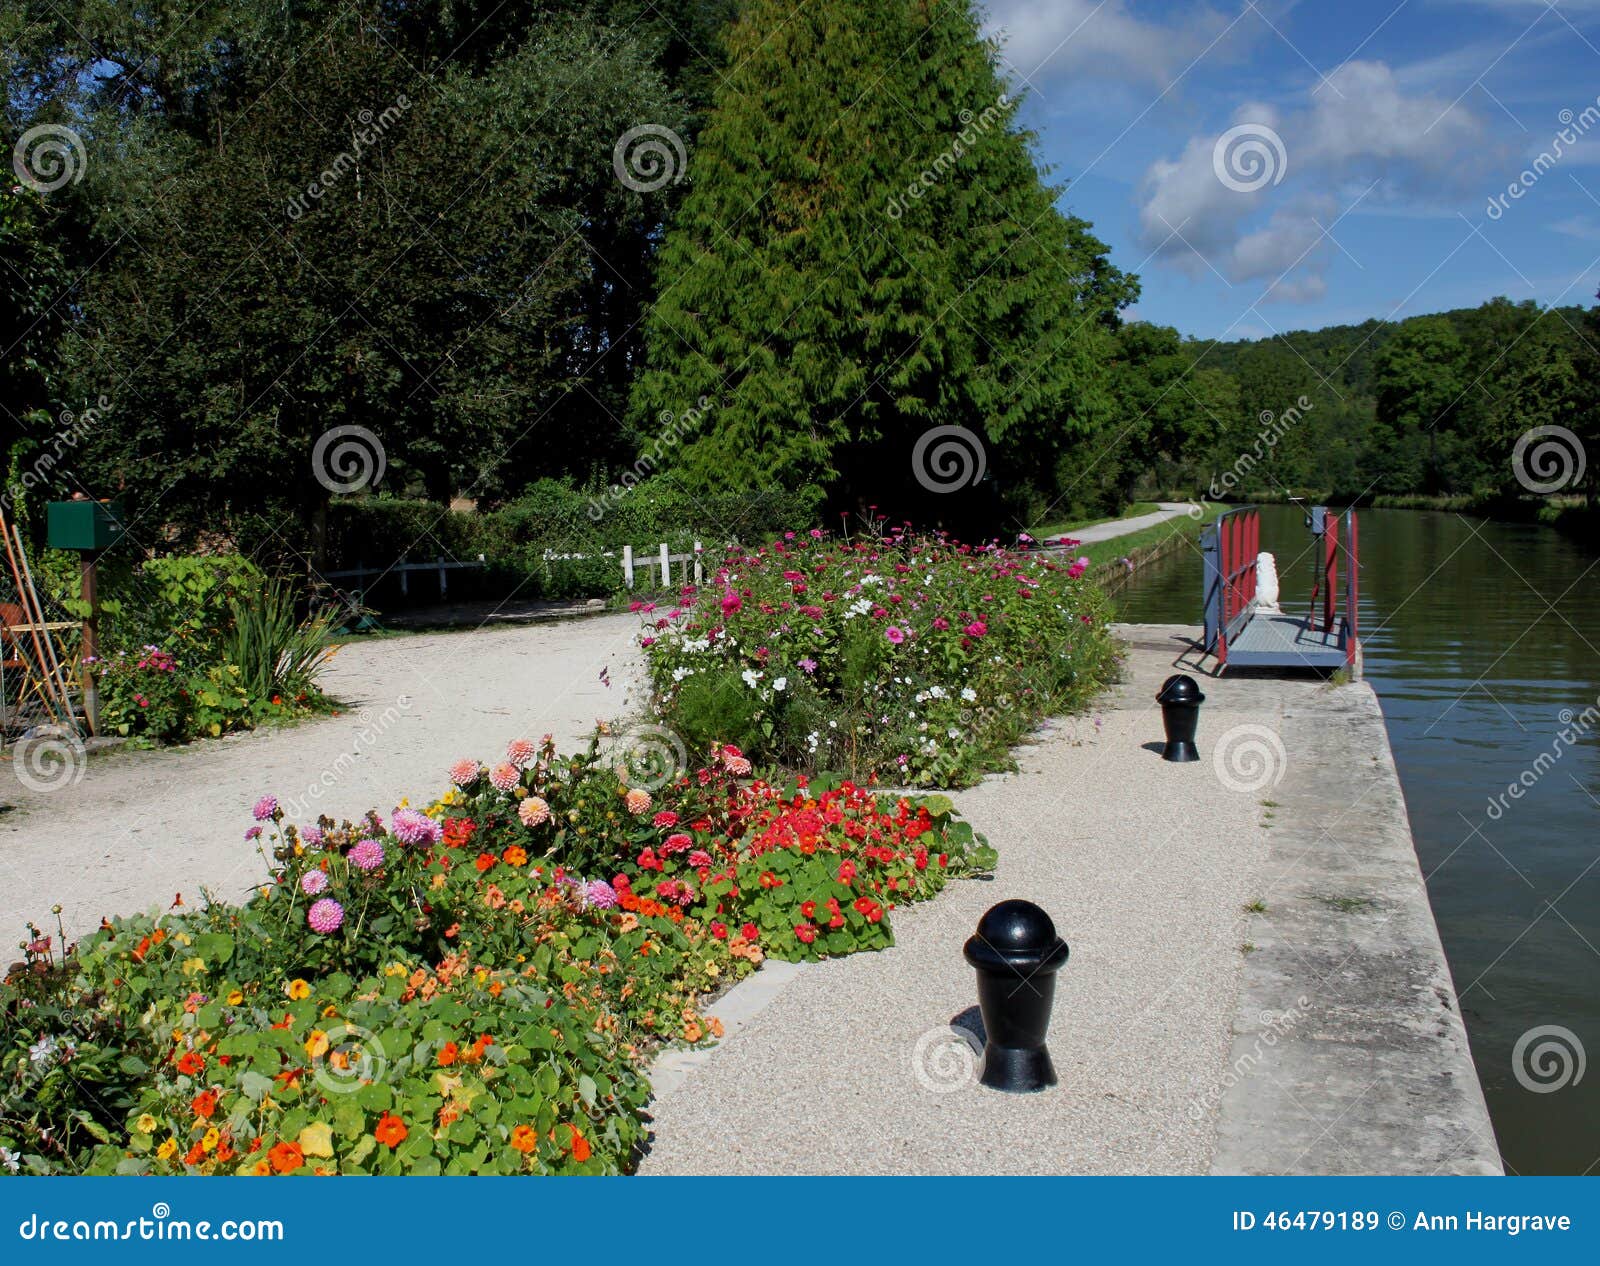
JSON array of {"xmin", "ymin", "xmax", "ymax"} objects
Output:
[{"xmin": 46, "ymin": 499, "xmax": 125, "ymax": 552}]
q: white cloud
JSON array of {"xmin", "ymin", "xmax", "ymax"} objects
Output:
[
  {"xmin": 983, "ymin": 0, "xmax": 1235, "ymax": 86},
  {"xmin": 1135, "ymin": 60, "xmax": 1505, "ymax": 302}
]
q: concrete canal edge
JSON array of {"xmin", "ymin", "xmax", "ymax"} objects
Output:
[{"xmin": 1199, "ymin": 645, "xmax": 1503, "ymax": 1175}]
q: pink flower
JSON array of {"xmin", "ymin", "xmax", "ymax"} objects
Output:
[
  {"xmin": 488, "ymin": 762, "xmax": 520, "ymax": 793},
  {"xmin": 963, "ymin": 620, "xmax": 988, "ymax": 638},
  {"xmin": 625, "ymin": 788, "xmax": 653, "ymax": 816},
  {"xmin": 799, "ymin": 657, "xmax": 817, "ymax": 674},
  {"xmin": 653, "ymin": 810, "xmax": 679, "ymax": 828},
  {"xmin": 307, "ymin": 898, "xmax": 344, "ymax": 934},
  {"xmin": 391, "ymin": 808, "xmax": 442, "ymax": 847},
  {"xmin": 885, "ymin": 626, "xmax": 905, "ymax": 645},
  {"xmin": 586, "ymin": 880, "xmax": 618, "ymax": 909},
  {"xmin": 506, "ymin": 738, "xmax": 538, "ymax": 769},
  {"xmin": 348, "ymin": 839, "xmax": 385, "ymax": 871},
  {"xmin": 300, "ymin": 826, "xmax": 323, "ymax": 848},
  {"xmin": 662, "ymin": 832, "xmax": 694, "ymax": 854},
  {"xmin": 721, "ymin": 589, "xmax": 742, "ymax": 617},
  {"xmin": 300, "ymin": 870, "xmax": 328, "ymax": 896},
  {"xmin": 518, "ymin": 796, "xmax": 551, "ymax": 827},
  {"xmin": 449, "ymin": 759, "xmax": 480, "ymax": 788},
  {"xmin": 688, "ymin": 849, "xmax": 713, "ymax": 868},
  {"xmin": 252, "ymin": 795, "xmax": 279, "ymax": 822}
]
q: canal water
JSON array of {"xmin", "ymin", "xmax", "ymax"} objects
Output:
[{"xmin": 1111, "ymin": 505, "xmax": 1598, "ymax": 1175}]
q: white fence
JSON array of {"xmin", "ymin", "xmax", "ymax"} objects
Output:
[{"xmin": 623, "ymin": 542, "xmax": 703, "ymax": 590}]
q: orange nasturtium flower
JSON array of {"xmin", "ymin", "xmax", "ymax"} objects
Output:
[
  {"xmin": 437, "ymin": 1041, "xmax": 460, "ymax": 1067},
  {"xmin": 286, "ymin": 979, "xmax": 311, "ymax": 1000},
  {"xmin": 175, "ymin": 1051, "xmax": 205, "ymax": 1076},
  {"xmin": 191, "ymin": 1090, "xmax": 219, "ymax": 1120},
  {"xmin": 502, "ymin": 846, "xmax": 528, "ymax": 867},
  {"xmin": 564, "ymin": 1124, "xmax": 591, "ymax": 1163},
  {"xmin": 374, "ymin": 1113, "xmax": 408, "ymax": 1149},
  {"xmin": 268, "ymin": 1141, "xmax": 303, "ymax": 1174},
  {"xmin": 509, "ymin": 1124, "xmax": 538, "ymax": 1154}
]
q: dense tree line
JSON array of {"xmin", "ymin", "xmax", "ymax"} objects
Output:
[
  {"xmin": 4, "ymin": 0, "xmax": 1594, "ymax": 568},
  {"xmin": 1101, "ymin": 298, "xmax": 1597, "ymax": 509}
]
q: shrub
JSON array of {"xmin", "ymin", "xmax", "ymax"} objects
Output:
[{"xmin": 637, "ymin": 528, "xmax": 1120, "ymax": 785}]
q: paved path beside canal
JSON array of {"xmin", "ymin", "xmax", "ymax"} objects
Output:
[
  {"xmin": 1060, "ymin": 501, "xmax": 1200, "ymax": 544},
  {"xmin": 642, "ymin": 625, "xmax": 1500, "ymax": 1175}
]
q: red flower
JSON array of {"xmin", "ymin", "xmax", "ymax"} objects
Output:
[
  {"xmin": 175, "ymin": 1051, "xmax": 205, "ymax": 1076},
  {"xmin": 475, "ymin": 852, "xmax": 496, "ymax": 872},
  {"xmin": 740, "ymin": 922, "xmax": 758, "ymax": 942},
  {"xmin": 710, "ymin": 921, "xmax": 728, "ymax": 939},
  {"xmin": 795, "ymin": 924, "xmax": 817, "ymax": 944},
  {"xmin": 800, "ymin": 900, "xmax": 816, "ymax": 919},
  {"xmin": 837, "ymin": 860, "xmax": 856, "ymax": 883}
]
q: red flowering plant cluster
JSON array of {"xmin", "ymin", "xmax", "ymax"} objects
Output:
[
  {"xmin": 2, "ymin": 730, "xmax": 994, "ymax": 1175},
  {"xmin": 635, "ymin": 526, "xmax": 1119, "ymax": 785}
]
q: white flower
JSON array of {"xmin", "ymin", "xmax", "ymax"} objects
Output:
[
  {"xmin": 960, "ymin": 687, "xmax": 977, "ymax": 702},
  {"xmin": 773, "ymin": 677, "xmax": 788, "ymax": 693},
  {"xmin": 27, "ymin": 1036, "xmax": 58, "ymax": 1066},
  {"xmin": 0, "ymin": 1147, "xmax": 19, "ymax": 1174},
  {"xmin": 741, "ymin": 668, "xmax": 763, "ymax": 689},
  {"xmin": 671, "ymin": 666, "xmax": 695, "ymax": 682}
]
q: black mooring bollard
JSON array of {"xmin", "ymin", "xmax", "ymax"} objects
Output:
[
  {"xmin": 1156, "ymin": 673, "xmax": 1205, "ymax": 762},
  {"xmin": 962, "ymin": 899, "xmax": 1070, "ymax": 1093}
]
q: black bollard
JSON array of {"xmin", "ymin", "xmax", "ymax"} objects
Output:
[
  {"xmin": 1156, "ymin": 673, "xmax": 1205, "ymax": 762},
  {"xmin": 962, "ymin": 899, "xmax": 1070, "ymax": 1093}
]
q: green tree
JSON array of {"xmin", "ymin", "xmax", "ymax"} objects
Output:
[{"xmin": 630, "ymin": 0, "xmax": 1132, "ymax": 527}]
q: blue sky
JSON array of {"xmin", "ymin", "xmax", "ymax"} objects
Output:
[{"xmin": 981, "ymin": 0, "xmax": 1600, "ymax": 339}]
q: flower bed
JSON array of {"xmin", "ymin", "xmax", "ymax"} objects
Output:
[
  {"xmin": 0, "ymin": 735, "xmax": 993, "ymax": 1176},
  {"xmin": 635, "ymin": 529, "xmax": 1120, "ymax": 785}
]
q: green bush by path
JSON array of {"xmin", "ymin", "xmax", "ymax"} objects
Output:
[{"xmin": 638, "ymin": 529, "xmax": 1120, "ymax": 786}]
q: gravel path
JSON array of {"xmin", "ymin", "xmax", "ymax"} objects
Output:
[
  {"xmin": 1059, "ymin": 502, "xmax": 1199, "ymax": 544},
  {"xmin": 0, "ymin": 613, "xmax": 645, "ymax": 941},
  {"xmin": 639, "ymin": 630, "xmax": 1270, "ymax": 1175}
]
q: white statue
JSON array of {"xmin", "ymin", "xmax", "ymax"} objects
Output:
[{"xmin": 1256, "ymin": 551, "xmax": 1280, "ymax": 612}]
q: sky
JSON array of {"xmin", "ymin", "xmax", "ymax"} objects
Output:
[{"xmin": 980, "ymin": 0, "xmax": 1600, "ymax": 340}]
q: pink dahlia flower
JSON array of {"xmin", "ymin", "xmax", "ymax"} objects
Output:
[
  {"xmin": 307, "ymin": 898, "xmax": 344, "ymax": 934},
  {"xmin": 299, "ymin": 826, "xmax": 324, "ymax": 848},
  {"xmin": 518, "ymin": 796, "xmax": 551, "ymax": 827},
  {"xmin": 506, "ymin": 738, "xmax": 538, "ymax": 769},
  {"xmin": 488, "ymin": 762, "xmax": 520, "ymax": 793},
  {"xmin": 391, "ymin": 808, "xmax": 442, "ymax": 847},
  {"xmin": 624, "ymin": 788, "xmax": 653, "ymax": 816},
  {"xmin": 585, "ymin": 880, "xmax": 618, "ymax": 909},
  {"xmin": 652, "ymin": 810, "xmax": 679, "ymax": 828},
  {"xmin": 300, "ymin": 870, "xmax": 328, "ymax": 896},
  {"xmin": 449, "ymin": 759, "xmax": 480, "ymax": 788},
  {"xmin": 348, "ymin": 838, "xmax": 385, "ymax": 871}
]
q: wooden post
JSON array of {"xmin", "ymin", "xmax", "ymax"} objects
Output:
[
  {"xmin": 660, "ymin": 542, "xmax": 670, "ymax": 588},
  {"xmin": 623, "ymin": 545, "xmax": 634, "ymax": 590},
  {"xmin": 693, "ymin": 541, "xmax": 703, "ymax": 585},
  {"xmin": 80, "ymin": 556, "xmax": 100, "ymax": 735}
]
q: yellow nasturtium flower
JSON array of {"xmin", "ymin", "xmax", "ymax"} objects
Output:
[
  {"xmin": 135, "ymin": 1114, "xmax": 158, "ymax": 1134},
  {"xmin": 286, "ymin": 979, "xmax": 311, "ymax": 1000},
  {"xmin": 156, "ymin": 1138, "xmax": 179, "ymax": 1160},
  {"xmin": 226, "ymin": 990, "xmax": 244, "ymax": 1006},
  {"xmin": 304, "ymin": 1030, "xmax": 330, "ymax": 1059}
]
